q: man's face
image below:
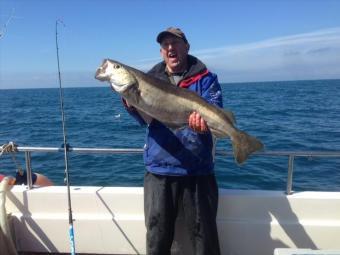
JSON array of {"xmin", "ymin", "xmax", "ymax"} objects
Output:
[{"xmin": 160, "ymin": 35, "xmax": 189, "ymax": 73}]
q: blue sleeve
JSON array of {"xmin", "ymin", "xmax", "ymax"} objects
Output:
[
  {"xmin": 201, "ymin": 73, "xmax": 223, "ymax": 108},
  {"xmin": 121, "ymin": 98, "xmax": 147, "ymax": 126}
]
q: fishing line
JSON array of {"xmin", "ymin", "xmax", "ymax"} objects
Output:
[
  {"xmin": 55, "ymin": 19, "xmax": 76, "ymax": 255},
  {"xmin": 0, "ymin": 8, "xmax": 15, "ymax": 39}
]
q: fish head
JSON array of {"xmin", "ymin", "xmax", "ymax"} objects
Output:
[{"xmin": 95, "ymin": 59, "xmax": 137, "ymax": 93}]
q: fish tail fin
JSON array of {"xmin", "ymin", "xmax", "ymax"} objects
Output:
[{"xmin": 231, "ymin": 131, "xmax": 264, "ymax": 164}]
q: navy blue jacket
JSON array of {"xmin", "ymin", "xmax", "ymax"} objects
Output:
[{"xmin": 126, "ymin": 55, "xmax": 223, "ymax": 176}]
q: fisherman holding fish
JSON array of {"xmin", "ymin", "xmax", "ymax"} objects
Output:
[
  {"xmin": 126, "ymin": 27, "xmax": 222, "ymax": 255},
  {"xmin": 96, "ymin": 26, "xmax": 263, "ymax": 255}
]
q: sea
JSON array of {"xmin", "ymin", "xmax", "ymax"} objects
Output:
[{"xmin": 1, "ymin": 79, "xmax": 340, "ymax": 192}]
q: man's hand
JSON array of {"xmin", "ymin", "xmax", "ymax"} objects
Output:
[{"xmin": 188, "ymin": 111, "xmax": 208, "ymax": 133}]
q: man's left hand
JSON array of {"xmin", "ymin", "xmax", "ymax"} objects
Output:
[{"xmin": 188, "ymin": 111, "xmax": 208, "ymax": 133}]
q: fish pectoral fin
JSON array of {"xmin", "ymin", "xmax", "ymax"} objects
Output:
[
  {"xmin": 222, "ymin": 109, "xmax": 236, "ymax": 124},
  {"xmin": 125, "ymin": 83, "xmax": 141, "ymax": 103}
]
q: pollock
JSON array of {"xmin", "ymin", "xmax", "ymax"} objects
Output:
[{"xmin": 95, "ymin": 59, "xmax": 263, "ymax": 164}]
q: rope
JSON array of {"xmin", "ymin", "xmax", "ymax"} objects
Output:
[
  {"xmin": 0, "ymin": 142, "xmax": 23, "ymax": 175},
  {"xmin": 0, "ymin": 142, "xmax": 18, "ymax": 157},
  {"xmin": 0, "ymin": 177, "xmax": 18, "ymax": 255}
]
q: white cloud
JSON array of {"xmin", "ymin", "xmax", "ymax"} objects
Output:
[
  {"xmin": 2, "ymin": 27, "xmax": 340, "ymax": 88},
  {"xmin": 198, "ymin": 27, "xmax": 340, "ymax": 82},
  {"xmin": 133, "ymin": 27, "xmax": 340, "ymax": 82}
]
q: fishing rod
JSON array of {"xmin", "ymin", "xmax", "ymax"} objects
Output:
[{"xmin": 55, "ymin": 19, "xmax": 76, "ymax": 255}]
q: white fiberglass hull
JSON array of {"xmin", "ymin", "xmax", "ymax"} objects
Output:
[{"xmin": 4, "ymin": 186, "xmax": 340, "ymax": 255}]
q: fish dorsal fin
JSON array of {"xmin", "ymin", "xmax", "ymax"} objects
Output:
[{"xmin": 223, "ymin": 109, "xmax": 236, "ymax": 124}]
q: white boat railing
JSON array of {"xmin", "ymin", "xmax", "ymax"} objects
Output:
[{"xmin": 4, "ymin": 146, "xmax": 340, "ymax": 194}]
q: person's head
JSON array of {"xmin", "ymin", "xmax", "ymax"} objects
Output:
[{"xmin": 156, "ymin": 27, "xmax": 190, "ymax": 73}]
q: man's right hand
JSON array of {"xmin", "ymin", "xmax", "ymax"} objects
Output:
[{"xmin": 188, "ymin": 111, "xmax": 208, "ymax": 133}]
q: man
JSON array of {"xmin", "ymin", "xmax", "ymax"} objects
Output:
[{"xmin": 125, "ymin": 27, "xmax": 222, "ymax": 255}]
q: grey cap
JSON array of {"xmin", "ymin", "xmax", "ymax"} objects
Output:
[{"xmin": 156, "ymin": 27, "xmax": 188, "ymax": 44}]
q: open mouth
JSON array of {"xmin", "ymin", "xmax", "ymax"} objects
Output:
[
  {"xmin": 95, "ymin": 60, "xmax": 109, "ymax": 81},
  {"xmin": 95, "ymin": 67, "xmax": 106, "ymax": 81},
  {"xmin": 168, "ymin": 52, "xmax": 177, "ymax": 59}
]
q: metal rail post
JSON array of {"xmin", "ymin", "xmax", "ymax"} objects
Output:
[
  {"xmin": 24, "ymin": 151, "xmax": 33, "ymax": 190},
  {"xmin": 286, "ymin": 155, "xmax": 294, "ymax": 195}
]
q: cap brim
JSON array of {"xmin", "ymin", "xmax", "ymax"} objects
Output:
[{"xmin": 156, "ymin": 31, "xmax": 175, "ymax": 43}]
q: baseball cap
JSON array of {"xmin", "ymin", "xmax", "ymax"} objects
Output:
[{"xmin": 156, "ymin": 27, "xmax": 188, "ymax": 44}]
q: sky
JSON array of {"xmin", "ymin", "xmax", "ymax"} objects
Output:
[{"xmin": 1, "ymin": 0, "xmax": 340, "ymax": 89}]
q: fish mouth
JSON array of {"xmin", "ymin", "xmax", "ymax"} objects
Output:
[
  {"xmin": 95, "ymin": 67, "xmax": 106, "ymax": 81},
  {"xmin": 95, "ymin": 59, "xmax": 109, "ymax": 81},
  {"xmin": 94, "ymin": 67, "xmax": 103, "ymax": 81}
]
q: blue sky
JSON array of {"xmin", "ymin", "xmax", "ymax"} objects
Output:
[{"xmin": 1, "ymin": 0, "xmax": 340, "ymax": 89}]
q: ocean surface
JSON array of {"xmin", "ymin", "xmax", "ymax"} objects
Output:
[{"xmin": 1, "ymin": 79, "xmax": 340, "ymax": 191}]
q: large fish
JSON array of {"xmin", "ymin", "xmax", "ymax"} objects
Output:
[{"xmin": 95, "ymin": 59, "xmax": 263, "ymax": 164}]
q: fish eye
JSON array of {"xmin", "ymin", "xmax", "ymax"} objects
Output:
[{"xmin": 114, "ymin": 64, "xmax": 121, "ymax": 69}]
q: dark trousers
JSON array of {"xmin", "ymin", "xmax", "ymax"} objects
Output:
[{"xmin": 144, "ymin": 172, "xmax": 220, "ymax": 255}]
